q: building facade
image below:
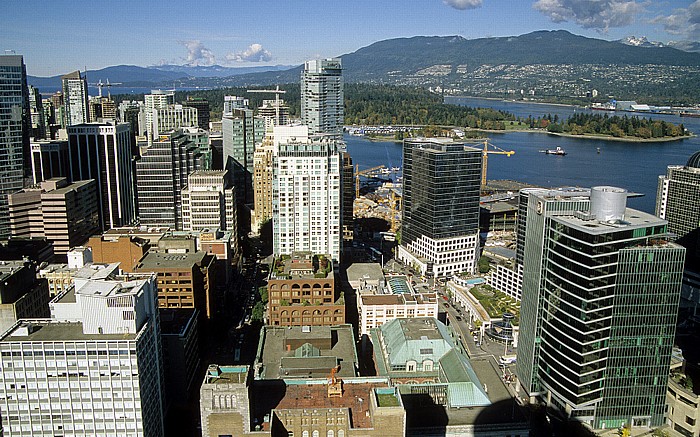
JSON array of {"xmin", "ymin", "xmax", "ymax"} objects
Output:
[
  {"xmin": 181, "ymin": 170, "xmax": 236, "ymax": 232},
  {"xmin": 136, "ymin": 130, "xmax": 207, "ymax": 228},
  {"xmin": 8, "ymin": 178, "xmax": 100, "ymax": 257},
  {"xmin": 61, "ymin": 70, "xmax": 89, "ymax": 126},
  {"xmin": 398, "ymin": 139, "xmax": 482, "ymax": 278},
  {"xmin": 273, "ymin": 132, "xmax": 342, "ymax": 261},
  {"xmin": 66, "ymin": 121, "xmax": 136, "ymax": 230},
  {"xmin": 222, "ymin": 104, "xmax": 264, "ymax": 207},
  {"xmin": 267, "ymin": 252, "xmax": 344, "ymax": 326},
  {"xmin": 0, "ymin": 260, "xmax": 50, "ymax": 334},
  {"xmin": 0, "ymin": 274, "xmax": 165, "ymax": 437},
  {"xmin": 0, "ymin": 54, "xmax": 30, "ymax": 240},
  {"xmin": 252, "ymin": 129, "xmax": 275, "ymax": 232},
  {"xmin": 516, "ymin": 186, "xmax": 685, "ymax": 429},
  {"xmin": 30, "ymin": 139, "xmax": 70, "ymax": 184},
  {"xmin": 301, "ymin": 58, "xmax": 343, "ymax": 138}
]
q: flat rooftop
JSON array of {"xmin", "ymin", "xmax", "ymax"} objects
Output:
[
  {"xmin": 346, "ymin": 263, "xmax": 385, "ymax": 283},
  {"xmin": 137, "ymin": 251, "xmax": 207, "ymax": 269},
  {"xmin": 204, "ymin": 365, "xmax": 248, "ymax": 384},
  {"xmin": 0, "ymin": 321, "xmax": 136, "ymax": 342},
  {"xmin": 553, "ymin": 208, "xmax": 667, "ymax": 235},
  {"xmin": 257, "ymin": 325, "xmax": 357, "ymax": 379},
  {"xmin": 361, "ymin": 293, "xmax": 437, "ymax": 306},
  {"xmin": 252, "ymin": 379, "xmax": 391, "ymax": 430},
  {"xmin": 270, "ymin": 252, "xmax": 333, "ymax": 280},
  {"xmin": 160, "ymin": 308, "xmax": 197, "ymax": 336},
  {"xmin": 398, "ymin": 318, "xmax": 444, "ymax": 341}
]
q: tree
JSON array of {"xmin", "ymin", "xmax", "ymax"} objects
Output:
[
  {"xmin": 252, "ymin": 302, "xmax": 265, "ymax": 322},
  {"xmin": 478, "ymin": 255, "xmax": 491, "ymax": 273}
]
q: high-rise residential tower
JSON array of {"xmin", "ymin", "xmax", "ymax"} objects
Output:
[
  {"xmin": 252, "ymin": 128, "xmax": 275, "ymax": 232},
  {"xmin": 181, "ymin": 170, "xmax": 236, "ymax": 232},
  {"xmin": 0, "ymin": 54, "xmax": 30, "ymax": 239},
  {"xmin": 273, "ymin": 126, "xmax": 342, "ymax": 262},
  {"xmin": 656, "ymin": 150, "xmax": 700, "ymax": 313},
  {"xmin": 66, "ymin": 121, "xmax": 136, "ymax": 230},
  {"xmin": 397, "ymin": 138, "xmax": 482, "ymax": 277},
  {"xmin": 301, "ymin": 58, "xmax": 343, "ymax": 138},
  {"xmin": 61, "ymin": 70, "xmax": 89, "ymax": 126},
  {"xmin": 516, "ymin": 186, "xmax": 685, "ymax": 429}
]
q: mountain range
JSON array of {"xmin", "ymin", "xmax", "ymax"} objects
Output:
[{"xmin": 28, "ymin": 30, "xmax": 700, "ymax": 101}]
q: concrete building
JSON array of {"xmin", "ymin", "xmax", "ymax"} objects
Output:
[
  {"xmin": 144, "ymin": 90, "xmax": 175, "ymax": 142},
  {"xmin": 516, "ymin": 186, "xmax": 685, "ymax": 429},
  {"xmin": 657, "ymin": 150, "xmax": 700, "ymax": 314},
  {"xmin": 258, "ymin": 98, "xmax": 289, "ymax": 130},
  {"xmin": 136, "ymin": 130, "xmax": 208, "ymax": 228},
  {"xmin": 66, "ymin": 121, "xmax": 136, "ymax": 230},
  {"xmin": 254, "ymin": 324, "xmax": 359, "ymax": 380},
  {"xmin": 252, "ymin": 129, "xmax": 275, "ymax": 232},
  {"xmin": 341, "ymin": 151, "xmax": 355, "ymax": 249},
  {"xmin": 200, "ymin": 365, "xmax": 403, "ymax": 437},
  {"xmin": 149, "ymin": 105, "xmax": 198, "ymax": 141},
  {"xmin": 61, "ymin": 70, "xmax": 89, "ymax": 126},
  {"xmin": 0, "ymin": 273, "xmax": 165, "ymax": 437},
  {"xmin": 301, "ymin": 58, "xmax": 344, "ymax": 138},
  {"xmin": 0, "ymin": 260, "xmax": 50, "ymax": 334},
  {"xmin": 135, "ymin": 251, "xmax": 217, "ymax": 319},
  {"xmin": 0, "ymin": 54, "xmax": 30, "ymax": 239},
  {"xmin": 222, "ymin": 100, "xmax": 264, "ymax": 207},
  {"xmin": 398, "ymin": 138, "xmax": 482, "ymax": 278},
  {"xmin": 28, "ymin": 85, "xmax": 45, "ymax": 139},
  {"xmin": 267, "ymin": 252, "xmax": 344, "ymax": 326},
  {"xmin": 666, "ymin": 369, "xmax": 700, "ymax": 437},
  {"xmin": 273, "ymin": 131, "xmax": 343, "ymax": 261},
  {"xmin": 0, "ymin": 237, "xmax": 54, "ymax": 265},
  {"xmin": 8, "ymin": 178, "xmax": 100, "ymax": 258},
  {"xmin": 181, "ymin": 170, "xmax": 236, "ymax": 232},
  {"xmin": 88, "ymin": 234, "xmax": 151, "ymax": 273},
  {"xmin": 30, "ymin": 139, "xmax": 69, "ymax": 184}
]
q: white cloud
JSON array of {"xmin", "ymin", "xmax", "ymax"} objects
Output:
[
  {"xmin": 533, "ymin": 0, "xmax": 645, "ymax": 31},
  {"xmin": 652, "ymin": 1, "xmax": 700, "ymax": 39},
  {"xmin": 226, "ymin": 43, "xmax": 273, "ymax": 63},
  {"xmin": 179, "ymin": 40, "xmax": 215, "ymax": 66},
  {"xmin": 443, "ymin": 0, "xmax": 483, "ymax": 10}
]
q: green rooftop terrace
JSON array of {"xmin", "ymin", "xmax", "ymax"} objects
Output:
[{"xmin": 469, "ymin": 284, "xmax": 520, "ymax": 323}]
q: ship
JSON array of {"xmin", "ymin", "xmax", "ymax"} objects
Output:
[
  {"xmin": 542, "ymin": 147, "xmax": 567, "ymax": 156},
  {"xmin": 680, "ymin": 111, "xmax": 700, "ymax": 118}
]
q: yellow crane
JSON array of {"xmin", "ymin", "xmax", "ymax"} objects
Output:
[
  {"xmin": 354, "ymin": 164, "xmax": 387, "ymax": 198},
  {"xmin": 471, "ymin": 139, "xmax": 515, "ymax": 191}
]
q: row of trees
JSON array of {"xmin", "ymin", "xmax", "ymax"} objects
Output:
[{"xmin": 539, "ymin": 113, "xmax": 686, "ymax": 138}]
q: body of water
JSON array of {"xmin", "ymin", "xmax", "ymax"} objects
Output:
[{"xmin": 346, "ymin": 97, "xmax": 700, "ymax": 214}]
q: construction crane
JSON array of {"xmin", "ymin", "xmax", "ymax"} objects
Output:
[
  {"xmin": 354, "ymin": 164, "xmax": 387, "ymax": 198},
  {"xmin": 467, "ymin": 139, "xmax": 515, "ymax": 191},
  {"xmin": 247, "ymin": 85, "xmax": 286, "ymax": 126},
  {"xmin": 105, "ymin": 79, "xmax": 122, "ymax": 99}
]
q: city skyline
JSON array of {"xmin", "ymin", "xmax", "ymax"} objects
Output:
[{"xmin": 4, "ymin": 0, "xmax": 700, "ymax": 76}]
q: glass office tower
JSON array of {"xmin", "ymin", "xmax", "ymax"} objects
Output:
[{"xmin": 516, "ymin": 186, "xmax": 685, "ymax": 429}]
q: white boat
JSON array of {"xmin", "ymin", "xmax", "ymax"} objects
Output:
[{"xmin": 544, "ymin": 147, "xmax": 567, "ymax": 156}]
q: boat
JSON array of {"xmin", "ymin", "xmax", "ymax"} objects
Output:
[
  {"xmin": 543, "ymin": 147, "xmax": 567, "ymax": 156},
  {"xmin": 380, "ymin": 168, "xmax": 391, "ymax": 175},
  {"xmin": 680, "ymin": 112, "xmax": 700, "ymax": 118},
  {"xmin": 391, "ymin": 167, "xmax": 401, "ymax": 172},
  {"xmin": 596, "ymin": 147, "xmax": 601, "ymax": 154}
]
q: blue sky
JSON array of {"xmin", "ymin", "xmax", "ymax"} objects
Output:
[{"xmin": 3, "ymin": 0, "xmax": 700, "ymax": 76}]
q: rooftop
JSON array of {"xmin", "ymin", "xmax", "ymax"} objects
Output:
[
  {"xmin": 137, "ymin": 251, "xmax": 208, "ymax": 270},
  {"xmin": 360, "ymin": 292, "xmax": 437, "ymax": 306},
  {"xmin": 159, "ymin": 308, "xmax": 198, "ymax": 336},
  {"xmin": 270, "ymin": 252, "xmax": 333, "ymax": 280},
  {"xmin": 346, "ymin": 263, "xmax": 385, "ymax": 284},
  {"xmin": 0, "ymin": 320, "xmax": 137, "ymax": 342},
  {"xmin": 204, "ymin": 364, "xmax": 249, "ymax": 384},
  {"xmin": 256, "ymin": 325, "xmax": 358, "ymax": 380},
  {"xmin": 553, "ymin": 207, "xmax": 666, "ymax": 235}
]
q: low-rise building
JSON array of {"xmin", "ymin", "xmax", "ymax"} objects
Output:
[
  {"xmin": 254, "ymin": 324, "xmax": 359, "ymax": 380},
  {"xmin": 88, "ymin": 234, "xmax": 151, "ymax": 273},
  {"xmin": 267, "ymin": 252, "xmax": 344, "ymax": 326},
  {"xmin": 0, "ymin": 260, "xmax": 50, "ymax": 334},
  {"xmin": 200, "ymin": 364, "xmax": 404, "ymax": 437},
  {"xmin": 135, "ymin": 251, "xmax": 217, "ymax": 319}
]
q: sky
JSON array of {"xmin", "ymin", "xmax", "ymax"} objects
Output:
[{"xmin": 3, "ymin": 0, "xmax": 700, "ymax": 77}]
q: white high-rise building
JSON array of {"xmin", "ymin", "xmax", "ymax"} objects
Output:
[
  {"xmin": 144, "ymin": 90, "xmax": 176, "ymax": 143},
  {"xmin": 0, "ymin": 273, "xmax": 165, "ymax": 437},
  {"xmin": 301, "ymin": 58, "xmax": 343, "ymax": 138},
  {"xmin": 273, "ymin": 126, "xmax": 342, "ymax": 261},
  {"xmin": 61, "ymin": 70, "xmax": 89, "ymax": 126},
  {"xmin": 181, "ymin": 170, "xmax": 236, "ymax": 232},
  {"xmin": 149, "ymin": 105, "xmax": 197, "ymax": 143}
]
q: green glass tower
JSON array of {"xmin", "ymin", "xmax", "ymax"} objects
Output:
[{"xmin": 516, "ymin": 186, "xmax": 685, "ymax": 429}]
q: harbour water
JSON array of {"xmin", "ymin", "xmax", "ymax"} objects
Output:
[{"xmin": 346, "ymin": 97, "xmax": 700, "ymax": 214}]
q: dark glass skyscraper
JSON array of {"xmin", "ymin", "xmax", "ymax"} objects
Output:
[
  {"xmin": 0, "ymin": 54, "xmax": 30, "ymax": 239},
  {"xmin": 397, "ymin": 139, "xmax": 481, "ymax": 277},
  {"xmin": 516, "ymin": 186, "xmax": 685, "ymax": 429}
]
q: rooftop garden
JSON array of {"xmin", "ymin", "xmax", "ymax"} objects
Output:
[
  {"xmin": 469, "ymin": 284, "xmax": 520, "ymax": 323},
  {"xmin": 376, "ymin": 393, "xmax": 400, "ymax": 407}
]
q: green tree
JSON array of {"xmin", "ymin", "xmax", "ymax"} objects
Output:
[{"xmin": 252, "ymin": 302, "xmax": 265, "ymax": 322}]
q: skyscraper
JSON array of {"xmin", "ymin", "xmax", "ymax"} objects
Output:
[
  {"xmin": 397, "ymin": 138, "xmax": 482, "ymax": 277},
  {"xmin": 27, "ymin": 85, "xmax": 45, "ymax": 139},
  {"xmin": 0, "ymin": 54, "xmax": 30, "ymax": 239},
  {"xmin": 301, "ymin": 58, "xmax": 343, "ymax": 138},
  {"xmin": 656, "ymin": 150, "xmax": 700, "ymax": 313},
  {"xmin": 136, "ymin": 130, "xmax": 207, "ymax": 228},
  {"xmin": 516, "ymin": 186, "xmax": 685, "ymax": 429},
  {"xmin": 67, "ymin": 121, "xmax": 136, "ymax": 230},
  {"xmin": 61, "ymin": 70, "xmax": 89, "ymax": 126},
  {"xmin": 183, "ymin": 96, "xmax": 210, "ymax": 130},
  {"xmin": 273, "ymin": 126, "xmax": 342, "ymax": 261},
  {"xmin": 253, "ymin": 128, "xmax": 275, "ymax": 232},
  {"xmin": 258, "ymin": 98, "xmax": 289, "ymax": 131}
]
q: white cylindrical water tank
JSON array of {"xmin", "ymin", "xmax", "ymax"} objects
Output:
[{"xmin": 590, "ymin": 186, "xmax": 627, "ymax": 221}]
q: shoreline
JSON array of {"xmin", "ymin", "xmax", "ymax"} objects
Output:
[{"xmin": 446, "ymin": 95, "xmax": 582, "ymax": 109}]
